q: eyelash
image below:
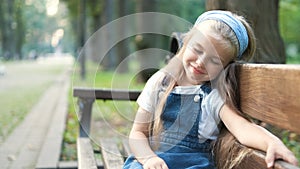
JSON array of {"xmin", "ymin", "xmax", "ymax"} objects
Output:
[
  {"xmin": 192, "ymin": 47, "xmax": 203, "ymax": 55},
  {"xmin": 210, "ymin": 58, "xmax": 221, "ymax": 65},
  {"xmin": 191, "ymin": 47, "xmax": 221, "ymax": 65}
]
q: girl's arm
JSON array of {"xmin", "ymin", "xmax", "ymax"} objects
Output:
[
  {"xmin": 128, "ymin": 107, "xmax": 168, "ymax": 169},
  {"xmin": 219, "ymin": 104, "xmax": 298, "ymax": 168}
]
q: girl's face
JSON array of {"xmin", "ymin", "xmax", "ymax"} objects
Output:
[{"xmin": 181, "ymin": 21, "xmax": 234, "ymax": 85}]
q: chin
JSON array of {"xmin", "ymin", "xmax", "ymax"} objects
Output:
[{"xmin": 189, "ymin": 77, "xmax": 208, "ymax": 85}]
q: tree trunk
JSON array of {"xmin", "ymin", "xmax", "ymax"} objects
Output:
[
  {"xmin": 135, "ymin": 0, "xmax": 160, "ymax": 82},
  {"xmin": 0, "ymin": 0, "xmax": 15, "ymax": 60},
  {"xmin": 78, "ymin": 0, "xmax": 86, "ymax": 79},
  {"xmin": 85, "ymin": 0, "xmax": 103, "ymax": 63},
  {"xmin": 206, "ymin": 0, "xmax": 286, "ymax": 63},
  {"xmin": 15, "ymin": 0, "xmax": 25, "ymax": 60},
  {"xmin": 101, "ymin": 0, "xmax": 117, "ymax": 70},
  {"xmin": 0, "ymin": 1, "xmax": 5, "ymax": 59},
  {"xmin": 115, "ymin": 0, "xmax": 130, "ymax": 73}
]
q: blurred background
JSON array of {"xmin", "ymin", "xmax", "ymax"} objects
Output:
[
  {"xmin": 0, "ymin": 0, "xmax": 299, "ymax": 63},
  {"xmin": 0, "ymin": 0, "xmax": 299, "ymax": 82},
  {"xmin": 0, "ymin": 0, "xmax": 299, "ymax": 165}
]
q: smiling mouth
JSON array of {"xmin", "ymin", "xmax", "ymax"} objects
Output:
[{"xmin": 192, "ymin": 66, "xmax": 206, "ymax": 74}]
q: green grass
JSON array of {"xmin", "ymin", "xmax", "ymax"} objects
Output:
[
  {"xmin": 0, "ymin": 86, "xmax": 49, "ymax": 139},
  {"xmin": 60, "ymin": 90, "xmax": 78, "ymax": 161},
  {"xmin": 71, "ymin": 61, "xmax": 145, "ymax": 89},
  {"xmin": 0, "ymin": 62, "xmax": 66, "ymax": 143}
]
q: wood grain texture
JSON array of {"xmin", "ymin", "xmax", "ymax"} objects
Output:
[
  {"xmin": 233, "ymin": 141, "xmax": 299, "ymax": 169},
  {"xmin": 239, "ymin": 64, "xmax": 300, "ymax": 134},
  {"xmin": 77, "ymin": 138, "xmax": 98, "ymax": 169},
  {"xmin": 100, "ymin": 138, "xmax": 124, "ymax": 169}
]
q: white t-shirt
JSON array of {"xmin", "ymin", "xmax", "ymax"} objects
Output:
[{"xmin": 137, "ymin": 71, "xmax": 225, "ymax": 141}]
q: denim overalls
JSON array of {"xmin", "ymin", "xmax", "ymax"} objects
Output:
[{"xmin": 123, "ymin": 84, "xmax": 215, "ymax": 169}]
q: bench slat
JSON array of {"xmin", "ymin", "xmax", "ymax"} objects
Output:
[
  {"xmin": 100, "ymin": 138, "xmax": 124, "ymax": 169},
  {"xmin": 73, "ymin": 88, "xmax": 140, "ymax": 101},
  {"xmin": 77, "ymin": 138, "xmax": 98, "ymax": 169},
  {"xmin": 239, "ymin": 64, "xmax": 300, "ymax": 134},
  {"xmin": 121, "ymin": 139, "xmax": 131, "ymax": 158},
  {"xmin": 234, "ymin": 142, "xmax": 299, "ymax": 169}
]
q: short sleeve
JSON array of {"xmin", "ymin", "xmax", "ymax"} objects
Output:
[
  {"xmin": 136, "ymin": 71, "xmax": 165, "ymax": 114},
  {"xmin": 198, "ymin": 89, "xmax": 225, "ymax": 141},
  {"xmin": 206, "ymin": 89, "xmax": 225, "ymax": 120}
]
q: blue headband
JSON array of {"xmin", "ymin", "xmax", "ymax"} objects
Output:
[{"xmin": 195, "ymin": 10, "xmax": 249, "ymax": 58}]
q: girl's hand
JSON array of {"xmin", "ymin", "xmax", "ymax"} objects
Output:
[
  {"xmin": 142, "ymin": 156, "xmax": 169, "ymax": 169},
  {"xmin": 265, "ymin": 139, "xmax": 299, "ymax": 168}
]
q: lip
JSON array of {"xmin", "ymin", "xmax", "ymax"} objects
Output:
[{"xmin": 191, "ymin": 65, "xmax": 206, "ymax": 75}]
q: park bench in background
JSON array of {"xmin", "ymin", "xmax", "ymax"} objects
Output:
[{"xmin": 73, "ymin": 63, "xmax": 300, "ymax": 169}]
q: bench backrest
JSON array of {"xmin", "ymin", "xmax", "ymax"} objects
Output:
[{"xmin": 239, "ymin": 64, "xmax": 300, "ymax": 134}]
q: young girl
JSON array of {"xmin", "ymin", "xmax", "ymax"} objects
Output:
[{"xmin": 123, "ymin": 10, "xmax": 298, "ymax": 169}]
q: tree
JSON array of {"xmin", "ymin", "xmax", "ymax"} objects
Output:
[
  {"xmin": 115, "ymin": 0, "xmax": 131, "ymax": 73},
  {"xmin": 78, "ymin": 0, "xmax": 87, "ymax": 79},
  {"xmin": 15, "ymin": 0, "xmax": 25, "ymax": 60},
  {"xmin": 206, "ymin": 0, "xmax": 285, "ymax": 63},
  {"xmin": 0, "ymin": 0, "xmax": 16, "ymax": 60},
  {"xmin": 101, "ymin": 0, "xmax": 117, "ymax": 70},
  {"xmin": 135, "ymin": 0, "xmax": 161, "ymax": 82}
]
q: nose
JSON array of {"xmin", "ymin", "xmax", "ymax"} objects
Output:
[{"xmin": 195, "ymin": 56, "xmax": 206, "ymax": 68}]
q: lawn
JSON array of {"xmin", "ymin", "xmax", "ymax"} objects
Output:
[{"xmin": 0, "ymin": 60, "xmax": 68, "ymax": 144}]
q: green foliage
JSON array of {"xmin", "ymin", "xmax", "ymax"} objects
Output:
[
  {"xmin": 279, "ymin": 130, "xmax": 300, "ymax": 162},
  {"xmin": 280, "ymin": 0, "xmax": 300, "ymax": 44},
  {"xmin": 158, "ymin": 0, "xmax": 205, "ymax": 24},
  {"xmin": 22, "ymin": 0, "xmax": 74, "ymax": 55},
  {"xmin": 60, "ymin": 90, "xmax": 78, "ymax": 161},
  {"xmin": 279, "ymin": 0, "xmax": 300, "ymax": 63}
]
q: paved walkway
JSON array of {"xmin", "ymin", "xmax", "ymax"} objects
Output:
[{"xmin": 0, "ymin": 59, "xmax": 72, "ymax": 169}]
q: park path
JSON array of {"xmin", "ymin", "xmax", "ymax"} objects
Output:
[{"xmin": 0, "ymin": 55, "xmax": 73, "ymax": 169}]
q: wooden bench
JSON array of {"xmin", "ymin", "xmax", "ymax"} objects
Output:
[
  {"xmin": 73, "ymin": 89, "xmax": 140, "ymax": 169},
  {"xmin": 73, "ymin": 63, "xmax": 300, "ymax": 169}
]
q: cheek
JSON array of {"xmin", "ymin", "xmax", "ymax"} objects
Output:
[
  {"xmin": 183, "ymin": 49, "xmax": 197, "ymax": 62},
  {"xmin": 206, "ymin": 64, "xmax": 224, "ymax": 79}
]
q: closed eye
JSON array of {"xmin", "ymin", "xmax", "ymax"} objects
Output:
[
  {"xmin": 193, "ymin": 48, "xmax": 203, "ymax": 55},
  {"xmin": 210, "ymin": 57, "xmax": 222, "ymax": 65}
]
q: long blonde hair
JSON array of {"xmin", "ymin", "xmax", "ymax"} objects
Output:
[
  {"xmin": 150, "ymin": 11, "xmax": 257, "ymax": 168},
  {"xmin": 213, "ymin": 14, "xmax": 256, "ymax": 169}
]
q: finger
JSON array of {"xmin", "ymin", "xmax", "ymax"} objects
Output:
[
  {"xmin": 162, "ymin": 163, "xmax": 169, "ymax": 169},
  {"xmin": 265, "ymin": 148, "xmax": 275, "ymax": 168},
  {"xmin": 281, "ymin": 152, "xmax": 299, "ymax": 166}
]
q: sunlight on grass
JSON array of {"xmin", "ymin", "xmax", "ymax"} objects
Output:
[
  {"xmin": 0, "ymin": 61, "xmax": 67, "ymax": 143},
  {"xmin": 0, "ymin": 85, "xmax": 49, "ymax": 139},
  {"xmin": 71, "ymin": 61, "xmax": 145, "ymax": 90}
]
